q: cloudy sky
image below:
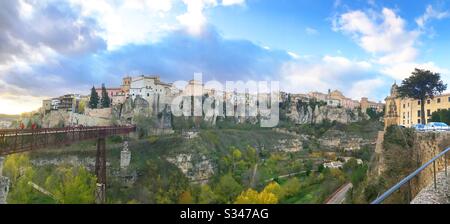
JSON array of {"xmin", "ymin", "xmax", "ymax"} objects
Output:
[{"xmin": 1, "ymin": 0, "xmax": 450, "ymax": 114}]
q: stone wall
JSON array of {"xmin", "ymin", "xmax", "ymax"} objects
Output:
[
  {"xmin": 378, "ymin": 132, "xmax": 450, "ymax": 199},
  {"xmin": 409, "ymin": 132, "xmax": 450, "ymax": 198}
]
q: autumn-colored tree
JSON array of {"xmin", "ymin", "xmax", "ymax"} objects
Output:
[
  {"xmin": 234, "ymin": 183, "xmax": 279, "ymax": 204},
  {"xmin": 178, "ymin": 191, "xmax": 193, "ymax": 204}
]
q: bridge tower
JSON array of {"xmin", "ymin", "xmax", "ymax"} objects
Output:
[{"xmin": 95, "ymin": 138, "xmax": 106, "ymax": 204}]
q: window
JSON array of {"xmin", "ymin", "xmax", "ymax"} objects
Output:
[
  {"xmin": 437, "ymin": 98, "xmax": 441, "ymax": 103},
  {"xmin": 448, "ymin": 97, "xmax": 450, "ymax": 102},
  {"xmin": 418, "ymin": 100, "xmax": 421, "ymax": 105},
  {"xmin": 427, "ymin": 109, "xmax": 431, "ymax": 116},
  {"xmin": 417, "ymin": 110, "xmax": 421, "ymax": 117},
  {"xmin": 427, "ymin": 99, "xmax": 430, "ymax": 104},
  {"xmin": 418, "ymin": 119, "xmax": 421, "ymax": 124},
  {"xmin": 147, "ymin": 93, "xmax": 150, "ymax": 97},
  {"xmin": 403, "ymin": 104, "xmax": 405, "ymax": 109},
  {"xmin": 403, "ymin": 112, "xmax": 405, "ymax": 119}
]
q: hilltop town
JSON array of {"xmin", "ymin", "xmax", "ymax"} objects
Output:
[{"xmin": 29, "ymin": 74, "xmax": 385, "ymax": 129}]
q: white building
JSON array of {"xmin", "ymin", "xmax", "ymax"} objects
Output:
[
  {"xmin": 323, "ymin": 161, "xmax": 344, "ymax": 169},
  {"xmin": 129, "ymin": 75, "xmax": 175, "ymax": 105}
]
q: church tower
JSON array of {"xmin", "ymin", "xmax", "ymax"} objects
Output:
[{"xmin": 384, "ymin": 82, "xmax": 400, "ymax": 129}]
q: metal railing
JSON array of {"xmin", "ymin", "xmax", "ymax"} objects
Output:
[
  {"xmin": 371, "ymin": 147, "xmax": 450, "ymax": 204},
  {"xmin": 0, "ymin": 125, "xmax": 136, "ymax": 156}
]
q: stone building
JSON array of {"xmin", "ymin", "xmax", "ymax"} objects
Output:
[
  {"xmin": 360, "ymin": 97, "xmax": 384, "ymax": 113},
  {"xmin": 384, "ymin": 82, "xmax": 450, "ymax": 128}
]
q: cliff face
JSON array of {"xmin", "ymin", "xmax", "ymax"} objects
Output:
[
  {"xmin": 286, "ymin": 103, "xmax": 367, "ymax": 124},
  {"xmin": 378, "ymin": 131, "xmax": 450, "ymax": 200},
  {"xmin": 410, "ymin": 132, "xmax": 450, "ymax": 197}
]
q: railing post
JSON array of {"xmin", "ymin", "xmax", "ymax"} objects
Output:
[
  {"xmin": 445, "ymin": 155, "xmax": 448, "ymax": 177},
  {"xmin": 433, "ymin": 160, "xmax": 437, "ymax": 191},
  {"xmin": 407, "ymin": 180, "xmax": 412, "ymax": 203}
]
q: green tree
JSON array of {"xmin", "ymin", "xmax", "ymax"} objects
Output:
[
  {"xmin": 281, "ymin": 177, "xmax": 301, "ymax": 198},
  {"xmin": 44, "ymin": 166, "xmax": 96, "ymax": 204},
  {"xmin": 3, "ymin": 154, "xmax": 46, "ymax": 204},
  {"xmin": 397, "ymin": 68, "xmax": 447, "ymax": 124},
  {"xmin": 214, "ymin": 174, "xmax": 243, "ymax": 203},
  {"xmin": 89, "ymin": 86, "xmax": 99, "ymax": 109},
  {"xmin": 430, "ymin": 109, "xmax": 450, "ymax": 124},
  {"xmin": 197, "ymin": 185, "xmax": 218, "ymax": 204},
  {"xmin": 100, "ymin": 83, "xmax": 111, "ymax": 108}
]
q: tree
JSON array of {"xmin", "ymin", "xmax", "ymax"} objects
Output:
[
  {"xmin": 89, "ymin": 86, "xmax": 99, "ymax": 109},
  {"xmin": 101, "ymin": 83, "xmax": 111, "ymax": 108},
  {"xmin": 397, "ymin": 68, "xmax": 447, "ymax": 124},
  {"xmin": 214, "ymin": 174, "xmax": 243, "ymax": 203},
  {"xmin": 281, "ymin": 177, "xmax": 301, "ymax": 198},
  {"xmin": 3, "ymin": 154, "xmax": 52, "ymax": 204},
  {"xmin": 44, "ymin": 166, "xmax": 97, "ymax": 204},
  {"xmin": 431, "ymin": 109, "xmax": 450, "ymax": 124},
  {"xmin": 77, "ymin": 100, "xmax": 86, "ymax": 114},
  {"xmin": 198, "ymin": 185, "xmax": 218, "ymax": 204},
  {"xmin": 178, "ymin": 191, "xmax": 193, "ymax": 204},
  {"xmin": 234, "ymin": 187, "xmax": 278, "ymax": 204}
]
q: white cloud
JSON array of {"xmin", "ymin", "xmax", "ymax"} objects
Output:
[
  {"xmin": 334, "ymin": 7, "xmax": 450, "ymax": 83},
  {"xmin": 69, "ymin": 0, "xmax": 177, "ymax": 49},
  {"xmin": 177, "ymin": 0, "xmax": 218, "ymax": 35},
  {"xmin": 305, "ymin": 27, "xmax": 319, "ymax": 35},
  {"xmin": 416, "ymin": 5, "xmax": 449, "ymax": 29},
  {"xmin": 222, "ymin": 0, "xmax": 245, "ymax": 6},
  {"xmin": 381, "ymin": 62, "xmax": 450, "ymax": 80},
  {"xmin": 287, "ymin": 51, "xmax": 300, "ymax": 59},
  {"xmin": 347, "ymin": 78, "xmax": 385, "ymax": 101},
  {"xmin": 280, "ymin": 55, "xmax": 374, "ymax": 97},
  {"xmin": 335, "ymin": 8, "xmax": 419, "ymax": 63}
]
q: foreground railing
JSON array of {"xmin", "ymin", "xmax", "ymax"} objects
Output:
[{"xmin": 371, "ymin": 147, "xmax": 450, "ymax": 204}]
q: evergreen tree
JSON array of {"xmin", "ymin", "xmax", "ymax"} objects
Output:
[
  {"xmin": 89, "ymin": 86, "xmax": 99, "ymax": 109},
  {"xmin": 101, "ymin": 83, "xmax": 111, "ymax": 108},
  {"xmin": 397, "ymin": 69, "xmax": 447, "ymax": 124}
]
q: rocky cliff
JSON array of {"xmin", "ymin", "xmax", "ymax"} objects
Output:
[{"xmin": 286, "ymin": 101, "xmax": 367, "ymax": 124}]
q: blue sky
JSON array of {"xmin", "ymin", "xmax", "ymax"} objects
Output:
[{"xmin": 0, "ymin": 0, "xmax": 449, "ymax": 114}]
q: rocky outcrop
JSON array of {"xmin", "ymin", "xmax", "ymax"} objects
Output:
[
  {"xmin": 41, "ymin": 110, "xmax": 111, "ymax": 128},
  {"xmin": 274, "ymin": 139, "xmax": 303, "ymax": 152},
  {"xmin": 319, "ymin": 130, "xmax": 372, "ymax": 151},
  {"xmin": 287, "ymin": 102, "xmax": 367, "ymax": 124},
  {"xmin": 166, "ymin": 154, "xmax": 214, "ymax": 184}
]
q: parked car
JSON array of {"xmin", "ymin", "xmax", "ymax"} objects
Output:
[
  {"xmin": 413, "ymin": 124, "xmax": 426, "ymax": 131},
  {"xmin": 424, "ymin": 122, "xmax": 449, "ymax": 132}
]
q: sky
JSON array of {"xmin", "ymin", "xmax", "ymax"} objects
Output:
[{"xmin": 1, "ymin": 0, "xmax": 450, "ymax": 114}]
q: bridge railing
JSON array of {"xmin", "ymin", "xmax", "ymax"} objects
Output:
[
  {"xmin": 371, "ymin": 147, "xmax": 450, "ymax": 204},
  {"xmin": 0, "ymin": 126, "xmax": 136, "ymax": 156}
]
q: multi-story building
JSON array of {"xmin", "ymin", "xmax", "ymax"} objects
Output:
[
  {"xmin": 384, "ymin": 83, "xmax": 450, "ymax": 128},
  {"xmin": 129, "ymin": 75, "xmax": 175, "ymax": 106},
  {"xmin": 360, "ymin": 97, "xmax": 384, "ymax": 113},
  {"xmin": 58, "ymin": 94, "xmax": 80, "ymax": 112}
]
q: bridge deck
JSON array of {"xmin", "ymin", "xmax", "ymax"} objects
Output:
[{"xmin": 0, "ymin": 126, "xmax": 135, "ymax": 156}]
